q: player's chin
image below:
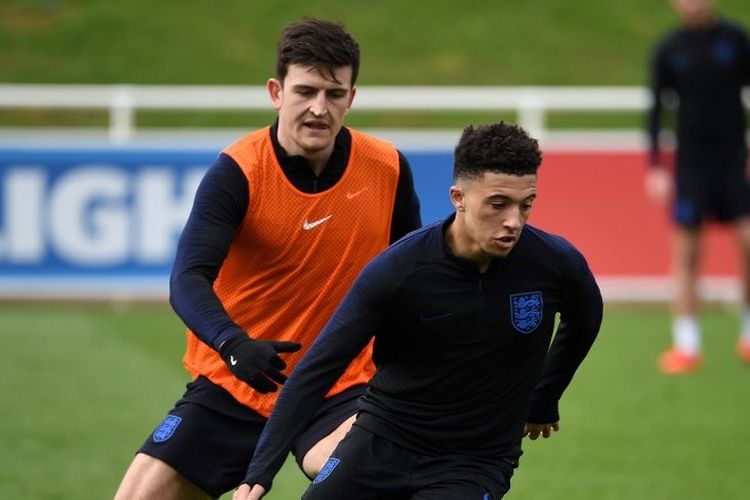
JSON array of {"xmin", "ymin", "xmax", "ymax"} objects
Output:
[
  {"xmin": 299, "ymin": 136, "xmax": 332, "ymax": 153},
  {"xmin": 487, "ymin": 240, "xmax": 515, "ymax": 257}
]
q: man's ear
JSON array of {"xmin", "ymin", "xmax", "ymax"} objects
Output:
[
  {"xmin": 344, "ymin": 86, "xmax": 357, "ymax": 116},
  {"xmin": 450, "ymin": 185, "xmax": 465, "ymax": 212},
  {"xmin": 267, "ymin": 78, "xmax": 283, "ymax": 111}
]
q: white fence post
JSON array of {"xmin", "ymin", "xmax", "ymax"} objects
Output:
[
  {"xmin": 110, "ymin": 86, "xmax": 135, "ymax": 144},
  {"xmin": 518, "ymin": 91, "xmax": 545, "ymax": 140}
]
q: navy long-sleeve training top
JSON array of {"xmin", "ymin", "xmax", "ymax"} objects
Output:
[
  {"xmin": 244, "ymin": 215, "xmax": 603, "ymax": 490},
  {"xmin": 647, "ymin": 18, "xmax": 750, "ymax": 165},
  {"xmin": 169, "ymin": 123, "xmax": 422, "ymax": 351}
]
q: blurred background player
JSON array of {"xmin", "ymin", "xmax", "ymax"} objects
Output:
[
  {"xmin": 114, "ymin": 18, "xmax": 421, "ymax": 499},
  {"xmin": 646, "ymin": 0, "xmax": 750, "ymax": 374},
  {"xmin": 234, "ymin": 122, "xmax": 602, "ymax": 500}
]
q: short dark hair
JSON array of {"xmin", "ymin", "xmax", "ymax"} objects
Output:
[
  {"xmin": 276, "ymin": 18, "xmax": 360, "ymax": 86},
  {"xmin": 453, "ymin": 122, "xmax": 542, "ymax": 181}
]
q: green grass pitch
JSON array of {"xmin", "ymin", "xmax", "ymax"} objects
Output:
[{"xmin": 0, "ymin": 302, "xmax": 747, "ymax": 499}]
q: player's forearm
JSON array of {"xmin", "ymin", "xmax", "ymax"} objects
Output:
[
  {"xmin": 647, "ymin": 50, "xmax": 669, "ymax": 167},
  {"xmin": 528, "ymin": 271, "xmax": 603, "ymax": 421},
  {"xmin": 243, "ymin": 326, "xmax": 371, "ymax": 489},
  {"xmin": 242, "ymin": 366, "xmax": 340, "ymax": 490},
  {"xmin": 740, "ymin": 33, "xmax": 750, "ymax": 84},
  {"xmin": 646, "ymin": 92, "xmax": 664, "ymax": 166},
  {"xmin": 169, "ymin": 220, "xmax": 245, "ymax": 349},
  {"xmin": 169, "ymin": 269, "xmax": 244, "ymax": 349},
  {"xmin": 527, "ymin": 319, "xmax": 600, "ymax": 421},
  {"xmin": 244, "ymin": 277, "xmax": 383, "ymax": 489},
  {"xmin": 169, "ymin": 156, "xmax": 250, "ymax": 348}
]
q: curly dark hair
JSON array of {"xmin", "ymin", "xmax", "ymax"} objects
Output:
[
  {"xmin": 276, "ymin": 18, "xmax": 360, "ymax": 86},
  {"xmin": 453, "ymin": 122, "xmax": 542, "ymax": 180}
]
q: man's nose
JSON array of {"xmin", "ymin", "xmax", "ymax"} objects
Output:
[
  {"xmin": 309, "ymin": 92, "xmax": 328, "ymax": 117},
  {"xmin": 504, "ymin": 207, "xmax": 523, "ymax": 230}
]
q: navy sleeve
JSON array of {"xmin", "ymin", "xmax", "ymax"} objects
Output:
[
  {"xmin": 646, "ymin": 40, "xmax": 672, "ymax": 167},
  {"xmin": 390, "ymin": 151, "xmax": 422, "ymax": 243},
  {"xmin": 169, "ymin": 153, "xmax": 249, "ymax": 350},
  {"xmin": 526, "ymin": 246, "xmax": 603, "ymax": 424},
  {"xmin": 738, "ymin": 25, "xmax": 750, "ymax": 85},
  {"xmin": 241, "ymin": 251, "xmax": 399, "ymax": 491}
]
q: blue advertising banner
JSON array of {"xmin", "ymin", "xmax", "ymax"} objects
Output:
[{"xmin": 0, "ymin": 146, "xmax": 454, "ymax": 298}]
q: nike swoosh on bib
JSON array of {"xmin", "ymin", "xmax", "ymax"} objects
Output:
[
  {"xmin": 346, "ymin": 187, "xmax": 368, "ymax": 199},
  {"xmin": 303, "ymin": 215, "xmax": 333, "ymax": 230}
]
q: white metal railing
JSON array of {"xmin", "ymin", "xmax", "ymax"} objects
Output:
[
  {"xmin": 0, "ymin": 84, "xmax": 656, "ymax": 143},
  {"xmin": 0, "ymin": 84, "xmax": 652, "ymax": 143}
]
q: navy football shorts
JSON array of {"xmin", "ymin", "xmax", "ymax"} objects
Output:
[
  {"xmin": 138, "ymin": 376, "xmax": 365, "ymax": 498},
  {"xmin": 302, "ymin": 423, "xmax": 517, "ymax": 500},
  {"xmin": 673, "ymin": 143, "xmax": 750, "ymax": 227}
]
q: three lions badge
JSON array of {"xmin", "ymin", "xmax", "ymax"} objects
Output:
[
  {"xmin": 510, "ymin": 291, "xmax": 543, "ymax": 334},
  {"xmin": 152, "ymin": 415, "xmax": 182, "ymax": 443}
]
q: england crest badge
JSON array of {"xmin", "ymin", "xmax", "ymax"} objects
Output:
[
  {"xmin": 152, "ymin": 415, "xmax": 182, "ymax": 443},
  {"xmin": 510, "ymin": 291, "xmax": 543, "ymax": 334}
]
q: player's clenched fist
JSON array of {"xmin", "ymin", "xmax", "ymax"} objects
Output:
[{"xmin": 219, "ymin": 333, "xmax": 301, "ymax": 393}]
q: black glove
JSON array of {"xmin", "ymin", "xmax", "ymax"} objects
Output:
[{"xmin": 219, "ymin": 333, "xmax": 302, "ymax": 393}]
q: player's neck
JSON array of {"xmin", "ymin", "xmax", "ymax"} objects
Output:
[
  {"xmin": 445, "ymin": 217, "xmax": 492, "ymax": 273},
  {"xmin": 683, "ymin": 13, "xmax": 717, "ymax": 30},
  {"xmin": 276, "ymin": 134, "xmax": 334, "ymax": 176},
  {"xmin": 304, "ymin": 150, "xmax": 332, "ymax": 177}
]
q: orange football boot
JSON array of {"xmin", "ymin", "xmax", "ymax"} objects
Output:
[
  {"xmin": 658, "ymin": 348, "xmax": 702, "ymax": 375},
  {"xmin": 736, "ymin": 338, "xmax": 750, "ymax": 364}
]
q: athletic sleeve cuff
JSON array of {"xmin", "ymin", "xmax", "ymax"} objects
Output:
[
  {"xmin": 214, "ymin": 327, "xmax": 247, "ymax": 351},
  {"xmin": 526, "ymin": 398, "xmax": 560, "ymax": 424},
  {"xmin": 243, "ymin": 474, "xmax": 273, "ymax": 494}
]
